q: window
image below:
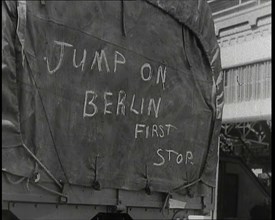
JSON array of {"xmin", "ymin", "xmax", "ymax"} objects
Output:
[
  {"xmin": 223, "ymin": 61, "xmax": 271, "ymax": 104},
  {"xmin": 209, "ymin": 0, "xmax": 239, "ymax": 13}
]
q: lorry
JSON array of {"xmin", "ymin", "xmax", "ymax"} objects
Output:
[{"xmin": 2, "ymin": 0, "xmax": 224, "ymax": 219}]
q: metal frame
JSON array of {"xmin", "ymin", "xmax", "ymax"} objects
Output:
[
  {"xmin": 222, "ymin": 121, "xmax": 270, "ymax": 145},
  {"xmin": 219, "ymin": 120, "xmax": 271, "ymax": 171},
  {"xmin": 2, "ymin": 175, "xmax": 215, "ymax": 220}
]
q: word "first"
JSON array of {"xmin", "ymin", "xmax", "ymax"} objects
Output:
[{"xmin": 135, "ymin": 124, "xmax": 177, "ymax": 139}]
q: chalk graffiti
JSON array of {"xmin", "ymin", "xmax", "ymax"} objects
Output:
[
  {"xmin": 44, "ymin": 40, "xmax": 194, "ymax": 169},
  {"xmin": 83, "ymin": 90, "xmax": 162, "ymax": 119},
  {"xmin": 44, "ymin": 41, "xmax": 73, "ymax": 74},
  {"xmin": 134, "ymin": 124, "xmax": 177, "ymax": 139},
  {"xmin": 153, "ymin": 149, "xmax": 194, "ymax": 166},
  {"xmin": 44, "ymin": 41, "xmax": 126, "ymax": 74},
  {"xmin": 44, "ymin": 41, "xmax": 166, "ymax": 89}
]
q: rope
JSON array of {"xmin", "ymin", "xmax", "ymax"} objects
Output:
[
  {"xmin": 21, "ymin": 144, "xmax": 62, "ymax": 188},
  {"xmin": 173, "ymin": 178, "xmax": 201, "ymax": 192},
  {"xmin": 4, "ymin": 174, "xmax": 27, "ymax": 185},
  {"xmin": 23, "ymin": 50, "xmax": 70, "ymax": 185},
  {"xmin": 2, "ymin": 169, "xmax": 67, "ymax": 200},
  {"xmin": 35, "ymin": 183, "xmax": 68, "ymax": 200},
  {"xmin": 15, "ymin": 3, "xmax": 70, "ymax": 187}
]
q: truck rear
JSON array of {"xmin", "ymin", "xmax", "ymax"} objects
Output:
[{"xmin": 2, "ymin": 1, "xmax": 224, "ymax": 219}]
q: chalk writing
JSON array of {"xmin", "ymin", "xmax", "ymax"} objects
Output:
[
  {"xmin": 140, "ymin": 63, "xmax": 152, "ymax": 81},
  {"xmin": 116, "ymin": 90, "xmax": 127, "ymax": 115},
  {"xmin": 156, "ymin": 66, "xmax": 166, "ymax": 90},
  {"xmin": 134, "ymin": 124, "xmax": 177, "ymax": 139},
  {"xmin": 83, "ymin": 91, "xmax": 98, "ymax": 117},
  {"xmin": 83, "ymin": 90, "xmax": 162, "ymax": 119},
  {"xmin": 44, "ymin": 41, "xmax": 126, "ymax": 74},
  {"xmin": 147, "ymin": 98, "xmax": 161, "ymax": 118},
  {"xmin": 44, "ymin": 41, "xmax": 73, "ymax": 74},
  {"xmin": 91, "ymin": 50, "xmax": 110, "ymax": 72},
  {"xmin": 103, "ymin": 92, "xmax": 113, "ymax": 115},
  {"xmin": 114, "ymin": 51, "xmax": 126, "ymax": 73},
  {"xmin": 44, "ymin": 40, "xmax": 166, "ymax": 88},
  {"xmin": 73, "ymin": 48, "xmax": 87, "ymax": 71},
  {"xmin": 153, "ymin": 148, "xmax": 194, "ymax": 166},
  {"xmin": 44, "ymin": 40, "xmax": 195, "ymax": 170},
  {"xmin": 140, "ymin": 63, "xmax": 166, "ymax": 90}
]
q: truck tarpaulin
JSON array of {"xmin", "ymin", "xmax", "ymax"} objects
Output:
[{"xmin": 2, "ymin": 0, "xmax": 224, "ymax": 195}]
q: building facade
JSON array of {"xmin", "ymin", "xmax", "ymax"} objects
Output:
[
  {"xmin": 208, "ymin": 0, "xmax": 271, "ymax": 219},
  {"xmin": 209, "ymin": 0, "xmax": 271, "ymax": 174}
]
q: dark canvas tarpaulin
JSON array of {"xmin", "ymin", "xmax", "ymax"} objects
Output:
[{"xmin": 2, "ymin": 0, "xmax": 223, "ymax": 194}]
